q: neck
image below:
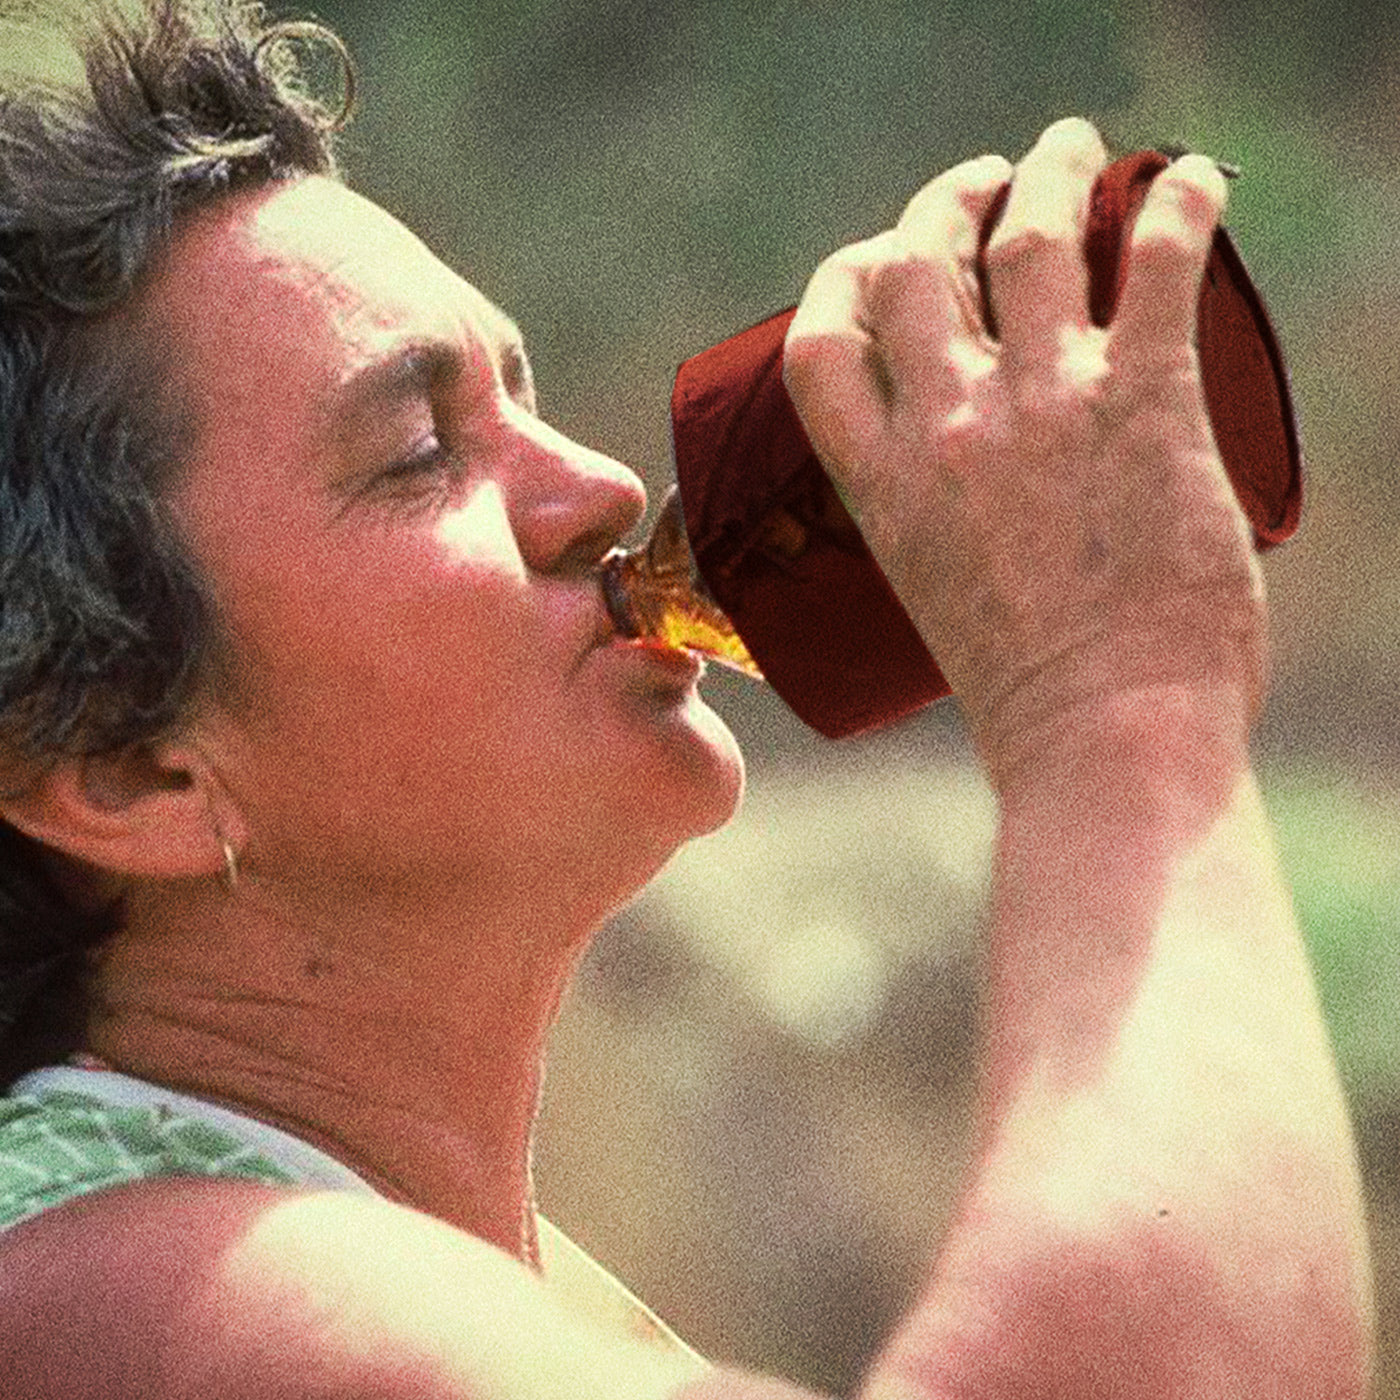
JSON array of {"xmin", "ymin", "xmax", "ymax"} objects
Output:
[{"xmin": 83, "ymin": 866, "xmax": 612, "ymax": 1264}]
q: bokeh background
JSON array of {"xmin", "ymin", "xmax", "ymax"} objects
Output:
[{"xmin": 303, "ymin": 0, "xmax": 1400, "ymax": 1392}]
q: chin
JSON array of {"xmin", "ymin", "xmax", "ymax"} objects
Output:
[
  {"xmin": 553, "ymin": 695, "xmax": 744, "ymax": 931},
  {"xmin": 679, "ymin": 692, "xmax": 746, "ymax": 833},
  {"xmin": 618, "ymin": 688, "xmax": 746, "ymax": 854}
]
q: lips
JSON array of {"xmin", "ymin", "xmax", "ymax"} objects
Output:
[
  {"xmin": 598, "ymin": 548, "xmax": 640, "ymax": 639},
  {"xmin": 623, "ymin": 637, "xmax": 708, "ymax": 691},
  {"xmin": 584, "ymin": 568, "xmax": 709, "ymax": 688}
]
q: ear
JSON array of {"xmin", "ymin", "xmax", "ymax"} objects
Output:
[{"xmin": 0, "ymin": 741, "xmax": 243, "ymax": 882}]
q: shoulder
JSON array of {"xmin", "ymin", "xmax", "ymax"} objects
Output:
[
  {"xmin": 0, "ymin": 1175, "xmax": 755, "ymax": 1400},
  {"xmin": 0, "ymin": 1176, "xmax": 419, "ymax": 1397}
]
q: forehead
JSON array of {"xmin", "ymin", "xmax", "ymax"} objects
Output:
[{"xmin": 143, "ymin": 176, "xmax": 511, "ymax": 429}]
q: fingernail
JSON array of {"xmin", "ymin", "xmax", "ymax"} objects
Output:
[{"xmin": 1156, "ymin": 143, "xmax": 1241, "ymax": 180}]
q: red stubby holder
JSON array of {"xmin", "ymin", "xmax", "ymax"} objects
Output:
[{"xmin": 669, "ymin": 149, "xmax": 1302, "ymax": 739}]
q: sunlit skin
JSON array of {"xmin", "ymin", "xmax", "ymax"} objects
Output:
[
  {"xmin": 0, "ymin": 121, "xmax": 1371, "ymax": 1400},
  {"xmin": 79, "ymin": 174, "xmax": 745, "ymax": 1259}
]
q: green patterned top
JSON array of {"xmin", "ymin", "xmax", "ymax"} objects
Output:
[
  {"xmin": 0, "ymin": 1085, "xmax": 298, "ymax": 1229},
  {"xmin": 0, "ymin": 1066, "xmax": 706, "ymax": 1366},
  {"xmin": 0, "ymin": 1069, "xmax": 354, "ymax": 1231}
]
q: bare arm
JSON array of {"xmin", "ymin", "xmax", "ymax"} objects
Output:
[
  {"xmin": 861, "ymin": 734, "xmax": 1370, "ymax": 1399},
  {"xmin": 782, "ymin": 119, "xmax": 1372, "ymax": 1398},
  {"xmin": 0, "ymin": 1178, "xmax": 821, "ymax": 1400},
  {"xmin": 0, "ymin": 120, "xmax": 1370, "ymax": 1400}
]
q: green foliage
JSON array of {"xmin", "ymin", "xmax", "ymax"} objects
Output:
[
  {"xmin": 309, "ymin": 0, "xmax": 1136, "ymax": 375},
  {"xmin": 303, "ymin": 0, "xmax": 1399, "ymax": 449},
  {"xmin": 1264, "ymin": 763, "xmax": 1400, "ymax": 1106}
]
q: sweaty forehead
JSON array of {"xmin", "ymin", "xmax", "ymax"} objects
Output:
[{"xmin": 144, "ymin": 175, "xmax": 506, "ymax": 421}]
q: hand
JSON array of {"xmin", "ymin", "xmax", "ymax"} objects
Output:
[{"xmin": 782, "ymin": 119, "xmax": 1265, "ymax": 786}]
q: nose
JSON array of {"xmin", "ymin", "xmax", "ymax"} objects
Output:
[{"xmin": 504, "ymin": 409, "xmax": 647, "ymax": 576}]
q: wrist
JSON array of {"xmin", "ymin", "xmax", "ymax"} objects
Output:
[
  {"xmin": 972, "ymin": 676, "xmax": 1255, "ymax": 830},
  {"xmin": 929, "ymin": 557, "xmax": 1267, "ymax": 804},
  {"xmin": 977, "ymin": 684, "xmax": 1258, "ymax": 1081}
]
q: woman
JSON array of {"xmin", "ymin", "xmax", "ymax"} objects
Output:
[{"xmin": 0, "ymin": 2, "xmax": 1372, "ymax": 1396}]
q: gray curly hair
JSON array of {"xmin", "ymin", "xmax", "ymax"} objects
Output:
[{"xmin": 0, "ymin": 0, "xmax": 352, "ymax": 1080}]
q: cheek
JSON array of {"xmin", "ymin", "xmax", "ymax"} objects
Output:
[
  {"xmin": 210, "ymin": 532, "xmax": 556, "ymax": 794},
  {"xmin": 213, "ymin": 628, "xmax": 560, "ymax": 872},
  {"xmin": 235, "ymin": 578, "xmax": 546, "ymax": 757}
]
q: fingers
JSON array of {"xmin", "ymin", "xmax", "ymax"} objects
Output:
[
  {"xmin": 983, "ymin": 117, "xmax": 1108, "ymax": 363},
  {"xmin": 784, "ymin": 153, "xmax": 1012, "ymax": 475},
  {"xmin": 890, "ymin": 151, "xmax": 1014, "ymax": 343},
  {"xmin": 783, "ymin": 234, "xmax": 890, "ymax": 476},
  {"xmin": 1114, "ymin": 153, "xmax": 1229, "ymax": 358}
]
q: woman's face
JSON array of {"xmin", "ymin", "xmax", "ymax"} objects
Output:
[{"xmin": 147, "ymin": 175, "xmax": 744, "ymax": 912}]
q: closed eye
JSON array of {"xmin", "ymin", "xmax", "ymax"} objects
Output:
[
  {"xmin": 372, "ymin": 437, "xmax": 470, "ymax": 511},
  {"xmin": 383, "ymin": 437, "xmax": 450, "ymax": 480}
]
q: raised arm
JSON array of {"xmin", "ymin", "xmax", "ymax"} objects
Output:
[
  {"xmin": 782, "ymin": 118, "xmax": 1373, "ymax": 1399},
  {"xmin": 0, "ymin": 119, "xmax": 1370, "ymax": 1400}
]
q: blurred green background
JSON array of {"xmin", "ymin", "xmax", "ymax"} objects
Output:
[{"xmin": 303, "ymin": 0, "xmax": 1400, "ymax": 1392}]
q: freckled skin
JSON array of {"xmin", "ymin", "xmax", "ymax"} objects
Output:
[
  {"xmin": 0, "ymin": 123, "xmax": 1368, "ymax": 1400},
  {"xmin": 155, "ymin": 175, "xmax": 745, "ymax": 907}
]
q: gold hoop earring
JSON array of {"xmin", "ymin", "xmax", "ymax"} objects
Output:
[{"xmin": 219, "ymin": 837, "xmax": 240, "ymax": 894}]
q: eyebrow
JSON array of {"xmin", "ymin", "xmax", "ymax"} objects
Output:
[
  {"xmin": 327, "ymin": 314, "xmax": 533, "ymax": 437},
  {"xmin": 480, "ymin": 307, "xmax": 534, "ymax": 404},
  {"xmin": 328, "ymin": 341, "xmax": 463, "ymax": 438}
]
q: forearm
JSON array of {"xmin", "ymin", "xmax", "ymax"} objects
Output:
[
  {"xmin": 863, "ymin": 692, "xmax": 1372, "ymax": 1399},
  {"xmin": 778, "ymin": 119, "xmax": 1371, "ymax": 1398}
]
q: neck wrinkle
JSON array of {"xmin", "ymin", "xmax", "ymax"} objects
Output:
[{"xmin": 82, "ymin": 867, "xmax": 594, "ymax": 1263}]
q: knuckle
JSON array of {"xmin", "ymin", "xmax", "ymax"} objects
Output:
[
  {"xmin": 898, "ymin": 183, "xmax": 956, "ymax": 241},
  {"xmin": 802, "ymin": 245, "xmax": 854, "ymax": 295},
  {"xmin": 820, "ymin": 235, "xmax": 874, "ymax": 275},
  {"xmin": 966, "ymin": 151, "xmax": 1015, "ymax": 186},
  {"xmin": 957, "ymin": 156, "xmax": 1012, "ymax": 217},
  {"xmin": 781, "ymin": 328, "xmax": 862, "ymax": 401},
  {"xmin": 939, "ymin": 402, "xmax": 988, "ymax": 464},
  {"xmin": 806, "ymin": 232, "xmax": 889, "ymax": 291},
  {"xmin": 903, "ymin": 153, "xmax": 1012, "ymax": 228},
  {"xmin": 1038, "ymin": 115, "xmax": 1107, "ymax": 164},
  {"xmin": 1009, "ymin": 353, "xmax": 1112, "ymax": 432},
  {"xmin": 983, "ymin": 220, "xmax": 1064, "ymax": 274},
  {"xmin": 1147, "ymin": 167, "xmax": 1227, "ymax": 235},
  {"xmin": 845, "ymin": 229, "xmax": 901, "ymax": 267},
  {"xmin": 865, "ymin": 238, "xmax": 936, "ymax": 300},
  {"xmin": 1164, "ymin": 152, "xmax": 1230, "ymax": 206}
]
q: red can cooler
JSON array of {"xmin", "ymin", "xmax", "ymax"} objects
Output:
[{"xmin": 670, "ymin": 149, "xmax": 1302, "ymax": 739}]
